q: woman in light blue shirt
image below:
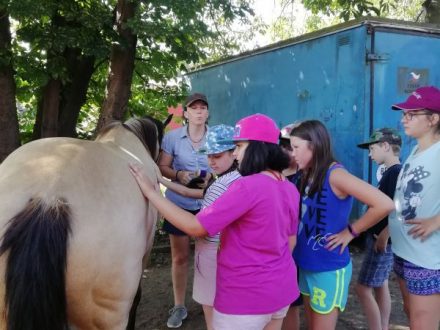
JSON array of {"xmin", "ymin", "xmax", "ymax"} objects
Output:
[{"xmin": 158, "ymin": 92, "xmax": 211, "ymax": 328}]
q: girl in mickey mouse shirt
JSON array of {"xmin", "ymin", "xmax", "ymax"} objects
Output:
[{"xmin": 389, "ymin": 86, "xmax": 440, "ymax": 330}]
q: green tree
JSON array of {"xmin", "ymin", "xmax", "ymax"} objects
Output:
[
  {"xmin": 9, "ymin": 0, "xmax": 115, "ymax": 141},
  {"xmin": 300, "ymin": 0, "xmax": 439, "ymax": 23},
  {"xmin": 97, "ymin": 0, "xmax": 137, "ymax": 131},
  {"xmin": 423, "ymin": 0, "xmax": 440, "ymax": 22},
  {"xmin": 0, "ymin": 7, "xmax": 20, "ymax": 161},
  {"xmin": 256, "ymin": 0, "xmax": 438, "ymax": 49},
  {"xmin": 0, "ymin": 0, "xmax": 252, "ymax": 162}
]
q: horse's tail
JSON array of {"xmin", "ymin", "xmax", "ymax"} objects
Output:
[{"xmin": 0, "ymin": 197, "xmax": 71, "ymax": 330}]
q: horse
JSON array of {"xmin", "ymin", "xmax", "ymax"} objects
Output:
[{"xmin": 0, "ymin": 116, "xmax": 166, "ymax": 330}]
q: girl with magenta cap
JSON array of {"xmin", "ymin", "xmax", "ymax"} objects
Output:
[
  {"xmin": 130, "ymin": 114, "xmax": 300, "ymax": 330},
  {"xmin": 388, "ymin": 86, "xmax": 440, "ymax": 329}
]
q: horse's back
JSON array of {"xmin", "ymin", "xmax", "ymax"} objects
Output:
[{"xmin": 0, "ymin": 134, "xmax": 158, "ymax": 329}]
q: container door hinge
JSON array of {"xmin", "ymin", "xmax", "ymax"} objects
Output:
[{"xmin": 366, "ymin": 52, "xmax": 390, "ymax": 62}]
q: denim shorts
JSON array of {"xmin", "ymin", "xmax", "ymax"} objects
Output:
[
  {"xmin": 393, "ymin": 255, "xmax": 440, "ymax": 295},
  {"xmin": 357, "ymin": 234, "xmax": 394, "ymax": 287},
  {"xmin": 162, "ymin": 209, "xmax": 199, "ymax": 236}
]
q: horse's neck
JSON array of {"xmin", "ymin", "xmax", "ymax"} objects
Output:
[{"xmin": 96, "ymin": 126, "xmax": 149, "ymax": 163}]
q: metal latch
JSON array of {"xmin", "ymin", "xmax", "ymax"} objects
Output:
[{"xmin": 366, "ymin": 53, "xmax": 390, "ymax": 62}]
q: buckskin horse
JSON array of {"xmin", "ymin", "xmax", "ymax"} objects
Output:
[{"xmin": 0, "ymin": 116, "xmax": 167, "ymax": 330}]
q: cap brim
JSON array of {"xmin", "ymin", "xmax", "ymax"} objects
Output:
[
  {"xmin": 216, "ymin": 139, "xmax": 237, "ymax": 145},
  {"xmin": 198, "ymin": 147, "xmax": 235, "ymax": 155},
  {"xmin": 357, "ymin": 141, "xmax": 375, "ymax": 149},
  {"xmin": 218, "ymin": 136, "xmax": 255, "ymax": 144},
  {"xmin": 391, "ymin": 102, "xmax": 424, "ymax": 111},
  {"xmin": 186, "ymin": 98, "xmax": 208, "ymax": 107}
]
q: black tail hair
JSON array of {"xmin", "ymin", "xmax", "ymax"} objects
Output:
[{"xmin": 0, "ymin": 197, "xmax": 71, "ymax": 330}]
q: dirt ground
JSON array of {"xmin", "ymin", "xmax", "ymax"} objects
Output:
[{"xmin": 135, "ymin": 233, "xmax": 409, "ymax": 330}]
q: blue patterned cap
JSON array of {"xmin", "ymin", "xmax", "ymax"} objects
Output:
[{"xmin": 199, "ymin": 124, "xmax": 235, "ymax": 155}]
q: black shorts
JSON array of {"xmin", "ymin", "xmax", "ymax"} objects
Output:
[{"xmin": 162, "ymin": 209, "xmax": 200, "ymax": 236}]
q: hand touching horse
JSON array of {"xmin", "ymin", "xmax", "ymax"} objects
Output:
[{"xmin": 0, "ymin": 117, "xmax": 164, "ymax": 330}]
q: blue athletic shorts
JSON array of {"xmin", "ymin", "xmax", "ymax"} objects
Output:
[
  {"xmin": 393, "ymin": 255, "xmax": 440, "ymax": 295},
  {"xmin": 357, "ymin": 234, "xmax": 393, "ymax": 287},
  {"xmin": 299, "ymin": 262, "xmax": 352, "ymax": 314}
]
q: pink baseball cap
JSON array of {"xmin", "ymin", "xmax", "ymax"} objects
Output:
[
  {"xmin": 232, "ymin": 113, "xmax": 280, "ymax": 144},
  {"xmin": 392, "ymin": 86, "xmax": 440, "ymax": 113}
]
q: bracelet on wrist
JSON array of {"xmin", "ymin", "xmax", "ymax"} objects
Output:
[
  {"xmin": 347, "ymin": 223, "xmax": 360, "ymax": 238},
  {"xmin": 175, "ymin": 170, "xmax": 181, "ymax": 181}
]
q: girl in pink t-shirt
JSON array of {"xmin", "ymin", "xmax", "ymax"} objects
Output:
[{"xmin": 130, "ymin": 114, "xmax": 300, "ymax": 330}]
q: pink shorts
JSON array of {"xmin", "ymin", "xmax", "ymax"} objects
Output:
[
  {"xmin": 212, "ymin": 305, "xmax": 289, "ymax": 330},
  {"xmin": 192, "ymin": 239, "xmax": 218, "ymax": 306}
]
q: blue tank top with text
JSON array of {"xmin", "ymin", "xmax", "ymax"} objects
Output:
[{"xmin": 294, "ymin": 164, "xmax": 353, "ymax": 271}]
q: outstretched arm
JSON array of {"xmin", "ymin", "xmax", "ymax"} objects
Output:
[
  {"xmin": 130, "ymin": 163, "xmax": 207, "ymax": 237},
  {"xmin": 326, "ymin": 168, "xmax": 395, "ymax": 254},
  {"xmin": 157, "ymin": 174, "xmax": 204, "ymax": 199}
]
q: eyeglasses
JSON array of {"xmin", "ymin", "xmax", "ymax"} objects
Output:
[{"xmin": 401, "ymin": 111, "xmax": 432, "ymax": 121}]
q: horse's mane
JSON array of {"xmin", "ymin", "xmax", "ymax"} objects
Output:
[{"xmin": 97, "ymin": 116, "xmax": 165, "ymax": 160}]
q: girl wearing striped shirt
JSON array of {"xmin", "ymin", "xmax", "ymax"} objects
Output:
[{"xmin": 156, "ymin": 124, "xmax": 240, "ymax": 330}]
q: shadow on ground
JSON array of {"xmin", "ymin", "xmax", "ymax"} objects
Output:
[{"xmin": 135, "ymin": 235, "xmax": 409, "ymax": 330}]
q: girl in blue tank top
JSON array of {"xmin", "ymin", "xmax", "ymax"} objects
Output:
[{"xmin": 290, "ymin": 120, "xmax": 394, "ymax": 330}]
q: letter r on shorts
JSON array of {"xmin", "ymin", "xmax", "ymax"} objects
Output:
[{"xmin": 311, "ymin": 286, "xmax": 327, "ymax": 308}]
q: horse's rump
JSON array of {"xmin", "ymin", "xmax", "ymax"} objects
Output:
[{"xmin": 0, "ymin": 119, "xmax": 160, "ymax": 329}]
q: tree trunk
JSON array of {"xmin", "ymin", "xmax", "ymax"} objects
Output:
[
  {"xmin": 58, "ymin": 48, "xmax": 95, "ymax": 137},
  {"xmin": 32, "ymin": 96, "xmax": 43, "ymax": 140},
  {"xmin": 33, "ymin": 12, "xmax": 97, "ymax": 140},
  {"xmin": 96, "ymin": 0, "xmax": 138, "ymax": 132},
  {"xmin": 0, "ymin": 10, "xmax": 20, "ymax": 162},
  {"xmin": 38, "ymin": 78, "xmax": 61, "ymax": 138},
  {"xmin": 424, "ymin": 0, "xmax": 440, "ymax": 23}
]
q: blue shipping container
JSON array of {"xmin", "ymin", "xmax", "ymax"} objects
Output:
[{"xmin": 187, "ymin": 17, "xmax": 440, "ymax": 217}]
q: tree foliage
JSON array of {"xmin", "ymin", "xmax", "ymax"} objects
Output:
[
  {"xmin": 302, "ymin": 0, "xmax": 396, "ymax": 20},
  {"xmin": 0, "ymin": 0, "xmax": 253, "ymax": 161},
  {"xmin": 299, "ymin": 0, "xmax": 439, "ymax": 23},
  {"xmin": 258, "ymin": 0, "xmax": 433, "ymax": 47},
  {"xmin": 0, "ymin": 7, "xmax": 20, "ymax": 161},
  {"xmin": 1, "ymin": 0, "xmax": 439, "ymax": 163}
]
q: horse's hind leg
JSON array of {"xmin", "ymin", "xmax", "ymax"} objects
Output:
[{"xmin": 126, "ymin": 284, "xmax": 142, "ymax": 330}]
